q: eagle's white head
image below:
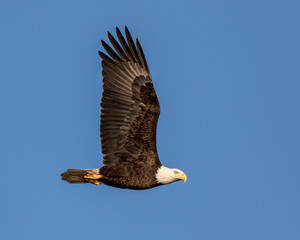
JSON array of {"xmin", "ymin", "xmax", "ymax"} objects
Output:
[{"xmin": 155, "ymin": 166, "xmax": 187, "ymax": 185}]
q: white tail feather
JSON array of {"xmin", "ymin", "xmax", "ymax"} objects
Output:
[{"xmin": 61, "ymin": 169, "xmax": 100, "ymax": 184}]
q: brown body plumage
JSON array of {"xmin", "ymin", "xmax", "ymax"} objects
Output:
[{"xmin": 61, "ymin": 27, "xmax": 186, "ymax": 190}]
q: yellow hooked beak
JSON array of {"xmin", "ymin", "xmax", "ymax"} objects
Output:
[{"xmin": 178, "ymin": 172, "xmax": 187, "ymax": 183}]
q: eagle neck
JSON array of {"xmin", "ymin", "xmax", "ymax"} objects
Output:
[{"xmin": 155, "ymin": 165, "xmax": 177, "ymax": 185}]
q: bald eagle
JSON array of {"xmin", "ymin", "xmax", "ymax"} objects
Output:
[{"xmin": 61, "ymin": 27, "xmax": 187, "ymax": 190}]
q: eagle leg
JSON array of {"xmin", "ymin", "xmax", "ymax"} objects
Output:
[{"xmin": 84, "ymin": 174, "xmax": 103, "ymax": 185}]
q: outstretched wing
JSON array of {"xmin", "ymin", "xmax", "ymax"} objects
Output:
[{"xmin": 99, "ymin": 27, "xmax": 161, "ymax": 166}]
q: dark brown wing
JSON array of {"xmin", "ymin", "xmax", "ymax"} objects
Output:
[{"xmin": 99, "ymin": 27, "xmax": 161, "ymax": 167}]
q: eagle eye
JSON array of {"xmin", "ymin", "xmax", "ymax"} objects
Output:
[{"xmin": 174, "ymin": 170, "xmax": 179, "ymax": 174}]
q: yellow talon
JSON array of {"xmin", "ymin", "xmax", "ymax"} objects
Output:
[
  {"xmin": 84, "ymin": 174, "xmax": 102, "ymax": 180},
  {"xmin": 84, "ymin": 174, "xmax": 103, "ymax": 185},
  {"xmin": 89, "ymin": 179, "xmax": 103, "ymax": 185}
]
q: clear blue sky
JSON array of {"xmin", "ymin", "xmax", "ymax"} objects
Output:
[{"xmin": 1, "ymin": 0, "xmax": 299, "ymax": 239}]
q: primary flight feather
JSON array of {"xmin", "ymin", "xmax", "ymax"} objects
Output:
[{"xmin": 61, "ymin": 27, "xmax": 187, "ymax": 190}]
